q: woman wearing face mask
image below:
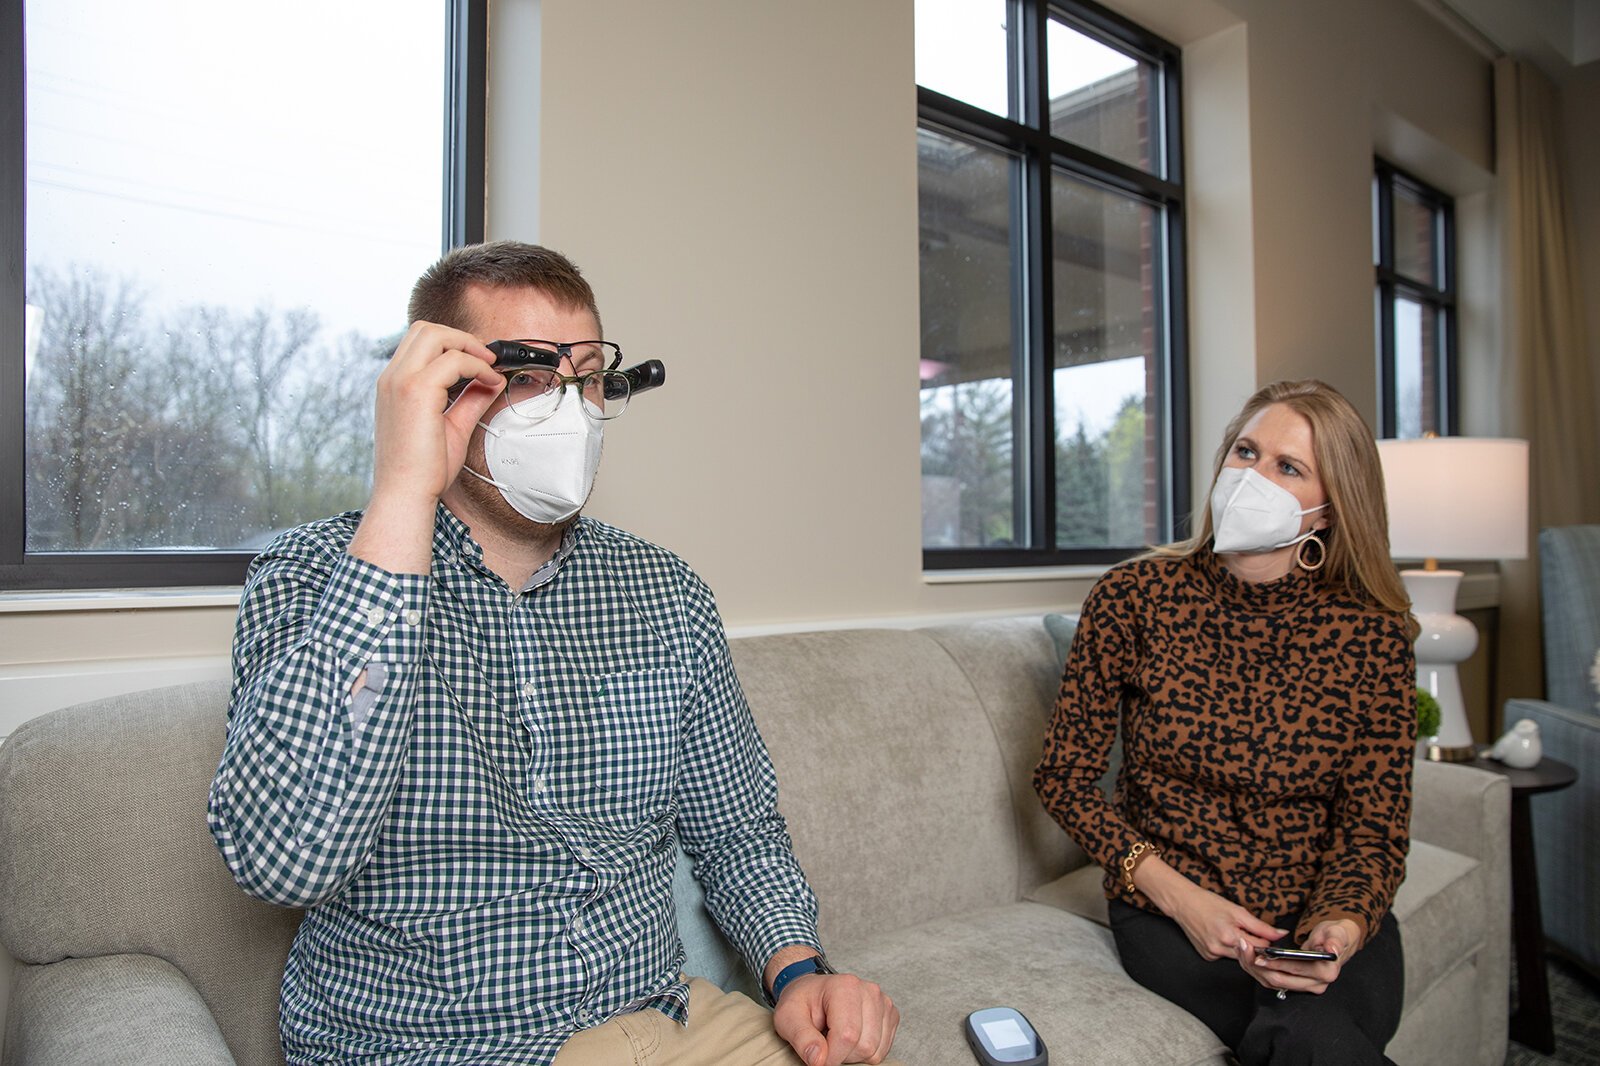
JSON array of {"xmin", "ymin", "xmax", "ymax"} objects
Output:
[{"xmin": 1034, "ymin": 379, "xmax": 1417, "ymax": 1066}]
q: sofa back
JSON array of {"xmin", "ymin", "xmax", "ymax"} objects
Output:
[{"xmin": 729, "ymin": 616, "xmax": 1079, "ymax": 946}]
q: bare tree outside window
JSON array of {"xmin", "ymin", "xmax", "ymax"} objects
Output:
[
  {"xmin": 24, "ymin": 266, "xmax": 392, "ymax": 551},
  {"xmin": 16, "ymin": 0, "xmax": 453, "ymax": 570}
]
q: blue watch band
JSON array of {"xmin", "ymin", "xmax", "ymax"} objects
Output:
[{"xmin": 767, "ymin": 954, "xmax": 833, "ymax": 1006}]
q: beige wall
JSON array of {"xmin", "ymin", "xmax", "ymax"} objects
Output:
[
  {"xmin": 517, "ymin": 0, "xmax": 1497, "ymax": 628},
  {"xmin": 0, "ymin": 0, "xmax": 1530, "ymax": 691}
]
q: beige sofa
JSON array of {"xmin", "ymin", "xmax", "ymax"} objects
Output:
[{"xmin": 0, "ymin": 617, "xmax": 1510, "ymax": 1065}]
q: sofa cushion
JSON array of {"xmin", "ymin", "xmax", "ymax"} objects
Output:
[
  {"xmin": 836, "ymin": 902, "xmax": 1226, "ymax": 1066},
  {"xmin": 6, "ymin": 954, "xmax": 235, "ymax": 1066},
  {"xmin": 1389, "ymin": 839, "xmax": 1483, "ymax": 1012},
  {"xmin": 1025, "ymin": 863, "xmax": 1109, "ymax": 924},
  {"xmin": 1044, "ymin": 612, "xmax": 1079, "ymax": 667},
  {"xmin": 1382, "ymin": 948, "xmax": 1485, "ymax": 1066}
]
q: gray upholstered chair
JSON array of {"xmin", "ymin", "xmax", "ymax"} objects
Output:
[{"xmin": 1503, "ymin": 525, "xmax": 1600, "ymax": 975}]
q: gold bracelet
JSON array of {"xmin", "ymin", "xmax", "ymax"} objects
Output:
[{"xmin": 1121, "ymin": 841, "xmax": 1159, "ymax": 892}]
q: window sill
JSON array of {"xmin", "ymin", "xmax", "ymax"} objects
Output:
[
  {"xmin": 0, "ymin": 587, "xmax": 243, "ymax": 614},
  {"xmin": 922, "ymin": 564, "xmax": 1111, "ymax": 585}
]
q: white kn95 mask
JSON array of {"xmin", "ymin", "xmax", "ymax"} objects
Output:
[
  {"xmin": 465, "ymin": 387, "xmax": 604, "ymax": 525},
  {"xmin": 1209, "ymin": 466, "xmax": 1326, "ymax": 555}
]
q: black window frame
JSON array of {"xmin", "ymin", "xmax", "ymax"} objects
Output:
[
  {"xmin": 917, "ymin": 0, "xmax": 1189, "ymax": 571},
  {"xmin": 0, "ymin": 0, "xmax": 487, "ymax": 592},
  {"xmin": 1374, "ymin": 159, "xmax": 1457, "ymax": 438}
]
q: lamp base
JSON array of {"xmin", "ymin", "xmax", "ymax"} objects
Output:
[
  {"xmin": 1402, "ymin": 568, "xmax": 1480, "ymax": 753},
  {"xmin": 1425, "ymin": 741, "xmax": 1478, "ymax": 763}
]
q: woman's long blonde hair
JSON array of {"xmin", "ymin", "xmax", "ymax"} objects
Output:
[{"xmin": 1156, "ymin": 379, "xmax": 1414, "ymax": 627}]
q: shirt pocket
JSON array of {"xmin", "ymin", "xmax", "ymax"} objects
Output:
[{"xmin": 582, "ymin": 667, "xmax": 688, "ymax": 810}]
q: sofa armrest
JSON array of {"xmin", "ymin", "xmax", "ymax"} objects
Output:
[
  {"xmin": 1405, "ymin": 757, "xmax": 1510, "ymax": 1066},
  {"xmin": 1410, "ymin": 758, "xmax": 1510, "ymax": 864},
  {"xmin": 4, "ymin": 954, "xmax": 236, "ymax": 1066}
]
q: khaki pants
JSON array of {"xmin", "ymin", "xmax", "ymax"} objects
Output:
[{"xmin": 553, "ymin": 977, "xmax": 904, "ymax": 1066}]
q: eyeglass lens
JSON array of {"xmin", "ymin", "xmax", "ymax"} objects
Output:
[{"xmin": 504, "ymin": 367, "xmax": 631, "ymax": 420}]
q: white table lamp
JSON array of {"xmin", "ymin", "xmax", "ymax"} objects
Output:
[{"xmin": 1377, "ymin": 437, "xmax": 1529, "ymax": 761}]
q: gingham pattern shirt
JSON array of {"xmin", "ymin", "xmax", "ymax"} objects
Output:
[{"xmin": 208, "ymin": 508, "xmax": 819, "ymax": 1065}]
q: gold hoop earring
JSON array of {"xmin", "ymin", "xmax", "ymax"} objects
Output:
[{"xmin": 1296, "ymin": 535, "xmax": 1326, "ymax": 572}]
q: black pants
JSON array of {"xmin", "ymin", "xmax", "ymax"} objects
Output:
[{"xmin": 1109, "ymin": 899, "xmax": 1404, "ymax": 1066}]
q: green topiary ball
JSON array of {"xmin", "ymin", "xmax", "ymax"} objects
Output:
[{"xmin": 1416, "ymin": 688, "xmax": 1442, "ymax": 739}]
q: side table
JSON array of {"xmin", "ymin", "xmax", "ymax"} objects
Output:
[{"xmin": 1464, "ymin": 752, "xmax": 1578, "ymax": 1054}]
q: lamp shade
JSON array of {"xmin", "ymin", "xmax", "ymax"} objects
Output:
[{"xmin": 1376, "ymin": 437, "xmax": 1529, "ymax": 561}]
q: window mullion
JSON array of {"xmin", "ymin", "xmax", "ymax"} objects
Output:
[
  {"xmin": 1020, "ymin": 0, "xmax": 1054, "ymax": 552},
  {"xmin": 445, "ymin": 0, "xmax": 488, "ymax": 250},
  {"xmin": 1439, "ymin": 198, "xmax": 1458, "ymax": 434},
  {"xmin": 1, "ymin": 0, "xmax": 23, "ymax": 567},
  {"xmin": 1376, "ymin": 280, "xmax": 1397, "ymax": 437},
  {"xmin": 1375, "ymin": 168, "xmax": 1395, "ymax": 437}
]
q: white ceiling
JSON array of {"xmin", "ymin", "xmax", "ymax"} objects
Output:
[{"xmin": 1432, "ymin": 0, "xmax": 1600, "ymax": 74}]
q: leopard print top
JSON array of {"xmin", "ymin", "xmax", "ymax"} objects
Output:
[{"xmin": 1033, "ymin": 547, "xmax": 1415, "ymax": 943}]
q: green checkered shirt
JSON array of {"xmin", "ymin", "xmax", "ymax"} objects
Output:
[{"xmin": 208, "ymin": 507, "xmax": 819, "ymax": 1064}]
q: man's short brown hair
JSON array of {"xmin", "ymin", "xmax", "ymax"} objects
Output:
[{"xmin": 408, "ymin": 240, "xmax": 603, "ymax": 334}]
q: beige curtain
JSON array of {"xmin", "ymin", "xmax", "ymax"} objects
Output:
[{"xmin": 1494, "ymin": 56, "xmax": 1600, "ymax": 716}]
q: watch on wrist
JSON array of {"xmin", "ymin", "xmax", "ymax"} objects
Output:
[{"xmin": 765, "ymin": 953, "xmax": 836, "ymax": 1006}]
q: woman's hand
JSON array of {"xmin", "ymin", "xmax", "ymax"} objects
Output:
[
  {"xmin": 1166, "ymin": 883, "xmax": 1286, "ymax": 960},
  {"xmin": 1134, "ymin": 855, "xmax": 1284, "ymax": 960},
  {"xmin": 1235, "ymin": 918, "xmax": 1362, "ymax": 996}
]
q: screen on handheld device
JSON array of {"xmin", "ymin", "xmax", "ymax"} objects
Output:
[{"xmin": 981, "ymin": 1018, "xmax": 1031, "ymax": 1050}]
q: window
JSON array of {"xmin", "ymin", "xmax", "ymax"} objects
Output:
[
  {"xmin": 916, "ymin": 0, "xmax": 1188, "ymax": 569},
  {"xmin": 1374, "ymin": 161, "xmax": 1456, "ymax": 439},
  {"xmin": 1, "ymin": 0, "xmax": 486, "ymax": 590}
]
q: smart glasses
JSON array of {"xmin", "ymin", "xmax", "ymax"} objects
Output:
[{"xmin": 485, "ymin": 339, "xmax": 666, "ymax": 421}]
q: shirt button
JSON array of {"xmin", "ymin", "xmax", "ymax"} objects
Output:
[
  {"xmin": 577, "ymin": 846, "xmax": 595, "ymax": 862},
  {"xmin": 521, "ymin": 681, "xmax": 537, "ymax": 698},
  {"xmin": 575, "ymin": 1007, "xmax": 593, "ymax": 1025},
  {"xmin": 403, "ymin": 609, "xmax": 422, "ymax": 626},
  {"xmin": 365, "ymin": 606, "xmax": 386, "ymax": 626},
  {"xmin": 531, "ymin": 775, "xmax": 546, "ymax": 793},
  {"xmin": 571, "ymin": 916, "xmax": 586, "ymax": 934}
]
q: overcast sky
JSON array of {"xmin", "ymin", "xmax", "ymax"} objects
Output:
[
  {"xmin": 26, "ymin": 0, "xmax": 445, "ymax": 343},
  {"xmin": 915, "ymin": 0, "xmax": 1136, "ymax": 118}
]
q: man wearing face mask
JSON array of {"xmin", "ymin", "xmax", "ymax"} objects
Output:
[{"xmin": 208, "ymin": 242, "xmax": 900, "ymax": 1066}]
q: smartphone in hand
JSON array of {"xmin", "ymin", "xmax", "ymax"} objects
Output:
[{"xmin": 1257, "ymin": 945, "xmax": 1337, "ymax": 962}]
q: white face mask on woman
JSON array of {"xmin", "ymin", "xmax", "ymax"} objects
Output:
[
  {"xmin": 1209, "ymin": 466, "xmax": 1327, "ymax": 554},
  {"xmin": 464, "ymin": 387, "xmax": 603, "ymax": 525}
]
